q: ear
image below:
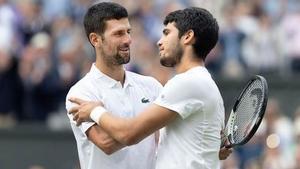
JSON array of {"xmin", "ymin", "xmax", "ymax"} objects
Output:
[
  {"xmin": 89, "ymin": 33, "xmax": 102, "ymax": 47},
  {"xmin": 183, "ymin": 30, "xmax": 195, "ymax": 45}
]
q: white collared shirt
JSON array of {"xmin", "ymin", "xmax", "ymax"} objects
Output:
[
  {"xmin": 66, "ymin": 64, "xmax": 162, "ymax": 169},
  {"xmin": 154, "ymin": 66, "xmax": 225, "ymax": 169}
]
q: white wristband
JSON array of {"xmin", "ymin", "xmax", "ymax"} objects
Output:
[{"xmin": 90, "ymin": 106, "xmax": 107, "ymax": 125}]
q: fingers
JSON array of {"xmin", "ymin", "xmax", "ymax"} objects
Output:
[
  {"xmin": 223, "ymin": 138, "xmax": 232, "ymax": 149},
  {"xmin": 73, "ymin": 112, "xmax": 78, "ymax": 121},
  {"xmin": 69, "ymin": 97, "xmax": 86, "ymax": 105},
  {"xmin": 72, "ymin": 113, "xmax": 84, "ymax": 126},
  {"xmin": 69, "ymin": 106, "xmax": 83, "ymax": 126},
  {"xmin": 68, "ymin": 97, "xmax": 100, "ymax": 126},
  {"xmin": 219, "ymin": 147, "xmax": 233, "ymax": 160},
  {"xmin": 224, "ymin": 148, "xmax": 233, "ymax": 159},
  {"xmin": 76, "ymin": 118, "xmax": 84, "ymax": 126},
  {"xmin": 68, "ymin": 106, "xmax": 79, "ymax": 115}
]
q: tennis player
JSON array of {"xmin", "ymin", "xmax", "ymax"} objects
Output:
[
  {"xmin": 70, "ymin": 7, "xmax": 229, "ymax": 169},
  {"xmin": 66, "ymin": 2, "xmax": 162, "ymax": 169}
]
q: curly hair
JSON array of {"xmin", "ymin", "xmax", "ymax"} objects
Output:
[{"xmin": 163, "ymin": 7, "xmax": 219, "ymax": 61}]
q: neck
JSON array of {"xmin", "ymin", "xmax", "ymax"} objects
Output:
[
  {"xmin": 95, "ymin": 58, "xmax": 125, "ymax": 85},
  {"xmin": 175, "ymin": 49, "xmax": 204, "ymax": 73}
]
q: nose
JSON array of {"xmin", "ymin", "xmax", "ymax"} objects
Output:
[
  {"xmin": 124, "ymin": 33, "xmax": 132, "ymax": 45},
  {"xmin": 157, "ymin": 38, "xmax": 162, "ymax": 47}
]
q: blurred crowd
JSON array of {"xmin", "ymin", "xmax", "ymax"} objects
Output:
[
  {"xmin": 0, "ymin": 0, "xmax": 300, "ymax": 168},
  {"xmin": 222, "ymin": 98, "xmax": 300, "ymax": 169}
]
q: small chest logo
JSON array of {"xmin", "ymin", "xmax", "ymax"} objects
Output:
[{"xmin": 141, "ymin": 97, "xmax": 150, "ymax": 103}]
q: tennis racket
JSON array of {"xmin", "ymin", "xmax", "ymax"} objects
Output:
[{"xmin": 221, "ymin": 75, "xmax": 268, "ymax": 148}]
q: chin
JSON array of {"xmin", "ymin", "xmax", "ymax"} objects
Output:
[
  {"xmin": 160, "ymin": 58, "xmax": 175, "ymax": 67},
  {"xmin": 122, "ymin": 55, "xmax": 130, "ymax": 64}
]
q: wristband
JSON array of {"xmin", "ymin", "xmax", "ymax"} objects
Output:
[{"xmin": 90, "ymin": 106, "xmax": 107, "ymax": 125}]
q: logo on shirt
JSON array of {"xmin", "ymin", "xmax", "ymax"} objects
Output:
[{"xmin": 141, "ymin": 97, "xmax": 150, "ymax": 103}]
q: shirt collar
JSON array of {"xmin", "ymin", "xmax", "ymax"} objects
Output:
[{"xmin": 89, "ymin": 63, "xmax": 133, "ymax": 88}]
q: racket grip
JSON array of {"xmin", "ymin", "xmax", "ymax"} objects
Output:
[{"xmin": 220, "ymin": 135, "xmax": 227, "ymax": 148}]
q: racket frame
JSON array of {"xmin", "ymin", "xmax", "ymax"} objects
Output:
[{"xmin": 224, "ymin": 75, "xmax": 268, "ymax": 148}]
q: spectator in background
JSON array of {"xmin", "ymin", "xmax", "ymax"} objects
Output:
[
  {"xmin": 41, "ymin": 0, "xmax": 71, "ymax": 23},
  {"xmin": 293, "ymin": 106, "xmax": 300, "ymax": 141},
  {"xmin": 0, "ymin": 0, "xmax": 22, "ymax": 126},
  {"xmin": 0, "ymin": 0, "xmax": 17, "ymax": 50},
  {"xmin": 0, "ymin": 46, "xmax": 22, "ymax": 127},
  {"xmin": 242, "ymin": 11, "xmax": 284, "ymax": 74},
  {"xmin": 235, "ymin": 112, "xmax": 267, "ymax": 169},
  {"xmin": 281, "ymin": 9, "xmax": 300, "ymax": 74},
  {"xmin": 18, "ymin": 32, "xmax": 59, "ymax": 121},
  {"xmin": 294, "ymin": 143, "xmax": 300, "ymax": 169},
  {"xmin": 262, "ymin": 98, "xmax": 294, "ymax": 169},
  {"xmin": 293, "ymin": 106, "xmax": 300, "ymax": 169},
  {"xmin": 138, "ymin": 0, "xmax": 164, "ymax": 43},
  {"xmin": 261, "ymin": 0, "xmax": 287, "ymax": 23},
  {"xmin": 15, "ymin": 0, "xmax": 46, "ymax": 45},
  {"xmin": 50, "ymin": 14, "xmax": 85, "ymax": 106},
  {"xmin": 219, "ymin": 3, "xmax": 247, "ymax": 78}
]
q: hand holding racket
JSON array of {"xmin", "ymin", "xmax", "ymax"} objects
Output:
[{"xmin": 221, "ymin": 75, "xmax": 268, "ymax": 148}]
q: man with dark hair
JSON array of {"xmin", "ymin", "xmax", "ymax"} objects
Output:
[
  {"xmin": 69, "ymin": 7, "xmax": 230, "ymax": 169},
  {"xmin": 66, "ymin": 2, "xmax": 161, "ymax": 169}
]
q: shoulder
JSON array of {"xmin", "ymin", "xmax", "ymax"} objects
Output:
[
  {"xmin": 180, "ymin": 67, "xmax": 212, "ymax": 85},
  {"xmin": 65, "ymin": 73, "xmax": 100, "ymax": 108},
  {"xmin": 164, "ymin": 68, "xmax": 214, "ymax": 95},
  {"xmin": 126, "ymin": 71, "xmax": 163, "ymax": 89},
  {"xmin": 163, "ymin": 73, "xmax": 195, "ymax": 89},
  {"xmin": 67, "ymin": 75, "xmax": 94, "ymax": 97}
]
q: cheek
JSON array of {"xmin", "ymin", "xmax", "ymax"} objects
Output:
[
  {"xmin": 103, "ymin": 41, "xmax": 117, "ymax": 52},
  {"xmin": 166, "ymin": 37, "xmax": 178, "ymax": 51},
  {"xmin": 168, "ymin": 36, "xmax": 178, "ymax": 47}
]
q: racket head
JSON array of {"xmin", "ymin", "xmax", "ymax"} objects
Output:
[{"xmin": 225, "ymin": 75, "xmax": 268, "ymax": 148}]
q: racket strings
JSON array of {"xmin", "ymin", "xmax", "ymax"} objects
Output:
[{"xmin": 231, "ymin": 80, "xmax": 265, "ymax": 143}]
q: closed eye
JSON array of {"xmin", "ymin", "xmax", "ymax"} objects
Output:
[
  {"xmin": 114, "ymin": 29, "xmax": 131, "ymax": 37},
  {"xmin": 163, "ymin": 29, "xmax": 170, "ymax": 36},
  {"xmin": 114, "ymin": 30, "xmax": 126, "ymax": 36}
]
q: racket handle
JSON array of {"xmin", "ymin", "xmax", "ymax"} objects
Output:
[
  {"xmin": 221, "ymin": 135, "xmax": 234, "ymax": 148},
  {"xmin": 220, "ymin": 135, "xmax": 227, "ymax": 148}
]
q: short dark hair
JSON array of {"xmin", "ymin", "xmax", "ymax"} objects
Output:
[
  {"xmin": 83, "ymin": 2, "xmax": 128, "ymax": 38},
  {"xmin": 163, "ymin": 7, "xmax": 219, "ymax": 61}
]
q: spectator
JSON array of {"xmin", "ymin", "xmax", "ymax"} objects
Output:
[{"xmin": 18, "ymin": 32, "xmax": 59, "ymax": 121}]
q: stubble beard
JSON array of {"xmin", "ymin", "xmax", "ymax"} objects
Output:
[
  {"xmin": 114, "ymin": 51, "xmax": 130, "ymax": 65},
  {"xmin": 160, "ymin": 43, "xmax": 183, "ymax": 67},
  {"xmin": 101, "ymin": 48, "xmax": 130, "ymax": 66}
]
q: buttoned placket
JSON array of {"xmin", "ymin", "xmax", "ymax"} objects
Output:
[{"xmin": 115, "ymin": 82, "xmax": 134, "ymax": 118}]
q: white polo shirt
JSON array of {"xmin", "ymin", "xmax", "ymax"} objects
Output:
[
  {"xmin": 66, "ymin": 64, "xmax": 162, "ymax": 169},
  {"xmin": 154, "ymin": 66, "xmax": 224, "ymax": 169}
]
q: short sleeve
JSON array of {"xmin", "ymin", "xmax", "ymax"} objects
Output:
[
  {"xmin": 148, "ymin": 77, "xmax": 163, "ymax": 100},
  {"xmin": 154, "ymin": 75, "xmax": 204, "ymax": 119},
  {"xmin": 66, "ymin": 86, "xmax": 97, "ymax": 134}
]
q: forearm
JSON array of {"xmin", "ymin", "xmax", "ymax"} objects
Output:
[
  {"xmin": 98, "ymin": 113, "xmax": 139, "ymax": 145},
  {"xmin": 86, "ymin": 124, "xmax": 126, "ymax": 155},
  {"xmin": 96, "ymin": 104, "xmax": 177, "ymax": 146},
  {"xmin": 69, "ymin": 100, "xmax": 177, "ymax": 146}
]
